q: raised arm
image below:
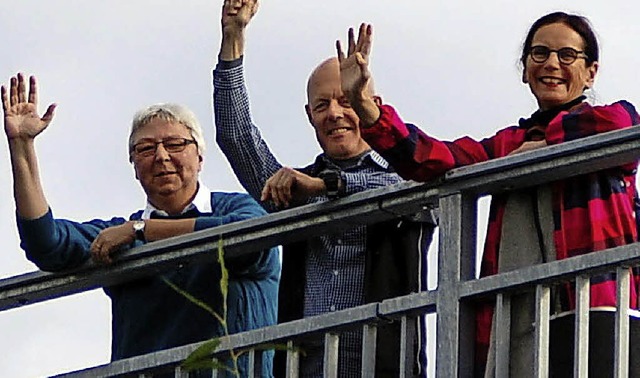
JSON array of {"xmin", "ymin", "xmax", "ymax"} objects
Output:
[
  {"xmin": 219, "ymin": 0, "xmax": 258, "ymax": 61},
  {"xmin": 3, "ymin": 73, "xmax": 56, "ymax": 220},
  {"xmin": 213, "ymin": 0, "xmax": 284, "ymax": 209},
  {"xmin": 336, "ymin": 24, "xmax": 380, "ymax": 128}
]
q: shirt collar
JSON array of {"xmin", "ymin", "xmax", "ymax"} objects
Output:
[
  {"xmin": 141, "ymin": 181, "xmax": 212, "ymax": 220},
  {"xmin": 315, "ymin": 150, "xmax": 389, "ymax": 171}
]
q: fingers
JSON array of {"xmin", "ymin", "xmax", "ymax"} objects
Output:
[
  {"xmin": 1, "ymin": 85, "xmax": 7, "ymax": 114},
  {"xmin": 17, "ymin": 73, "xmax": 26, "ymax": 103},
  {"xmin": 261, "ymin": 168, "xmax": 296, "ymax": 208},
  {"xmin": 90, "ymin": 238, "xmax": 113, "ymax": 265},
  {"xmin": 507, "ymin": 140, "xmax": 547, "ymax": 156},
  {"xmin": 10, "ymin": 76, "xmax": 18, "ymax": 107},
  {"xmin": 41, "ymin": 104, "xmax": 57, "ymax": 124},
  {"xmin": 357, "ymin": 23, "xmax": 373, "ymax": 59},
  {"xmin": 336, "ymin": 40, "xmax": 345, "ymax": 63},
  {"xmin": 28, "ymin": 76, "xmax": 38, "ymax": 105},
  {"xmin": 347, "ymin": 27, "xmax": 356, "ymax": 56},
  {"xmin": 340, "ymin": 23, "xmax": 373, "ymax": 61}
]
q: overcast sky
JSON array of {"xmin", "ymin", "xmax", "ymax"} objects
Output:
[{"xmin": 1, "ymin": 1, "xmax": 639, "ymax": 376}]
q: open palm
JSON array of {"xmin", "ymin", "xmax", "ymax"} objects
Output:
[
  {"xmin": 336, "ymin": 24, "xmax": 373, "ymax": 100},
  {"xmin": 2, "ymin": 74, "xmax": 55, "ymax": 140}
]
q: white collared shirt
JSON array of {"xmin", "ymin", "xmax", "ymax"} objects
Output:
[{"xmin": 141, "ymin": 182, "xmax": 212, "ymax": 220}]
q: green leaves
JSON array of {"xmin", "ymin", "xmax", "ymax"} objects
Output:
[
  {"xmin": 163, "ymin": 237, "xmax": 239, "ymax": 376},
  {"xmin": 217, "ymin": 238, "xmax": 229, "ymax": 329},
  {"xmin": 164, "ymin": 237, "xmax": 291, "ymax": 376}
]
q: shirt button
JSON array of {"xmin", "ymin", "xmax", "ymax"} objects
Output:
[
  {"xmin": 333, "ymin": 270, "xmax": 339, "ymax": 276},
  {"xmin": 330, "ymin": 305, "xmax": 336, "ymax": 311},
  {"xmin": 336, "ymin": 239, "xmax": 343, "ymax": 245}
]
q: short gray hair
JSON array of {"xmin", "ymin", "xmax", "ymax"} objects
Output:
[{"xmin": 128, "ymin": 103, "xmax": 206, "ymax": 156}]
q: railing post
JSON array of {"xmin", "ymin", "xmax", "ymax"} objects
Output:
[
  {"xmin": 534, "ymin": 285, "xmax": 550, "ymax": 378},
  {"xmin": 285, "ymin": 340, "xmax": 300, "ymax": 378},
  {"xmin": 574, "ymin": 275, "xmax": 590, "ymax": 378},
  {"xmin": 399, "ymin": 315, "xmax": 416, "ymax": 378},
  {"xmin": 323, "ymin": 332, "xmax": 339, "ymax": 378},
  {"xmin": 436, "ymin": 191, "xmax": 477, "ymax": 378},
  {"xmin": 361, "ymin": 324, "xmax": 377, "ymax": 377},
  {"xmin": 494, "ymin": 293, "xmax": 511, "ymax": 378},
  {"xmin": 614, "ymin": 267, "xmax": 631, "ymax": 378}
]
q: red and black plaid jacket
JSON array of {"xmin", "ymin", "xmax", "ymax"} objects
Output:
[{"xmin": 361, "ymin": 101, "xmax": 640, "ymax": 372}]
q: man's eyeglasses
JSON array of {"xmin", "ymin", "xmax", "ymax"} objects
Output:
[
  {"xmin": 132, "ymin": 137, "xmax": 197, "ymax": 157},
  {"xmin": 529, "ymin": 45, "xmax": 588, "ymax": 65}
]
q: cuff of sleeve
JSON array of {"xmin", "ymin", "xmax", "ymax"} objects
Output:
[
  {"xmin": 17, "ymin": 209, "xmax": 54, "ymax": 242},
  {"xmin": 213, "ymin": 60, "xmax": 246, "ymax": 89},
  {"xmin": 194, "ymin": 217, "xmax": 222, "ymax": 231},
  {"xmin": 342, "ymin": 172, "xmax": 367, "ymax": 195},
  {"xmin": 16, "ymin": 208, "xmax": 58, "ymax": 260},
  {"xmin": 360, "ymin": 104, "xmax": 411, "ymax": 151},
  {"xmin": 216, "ymin": 56, "xmax": 244, "ymax": 70}
]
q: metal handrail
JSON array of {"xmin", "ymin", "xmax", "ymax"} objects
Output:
[{"xmin": 2, "ymin": 126, "xmax": 640, "ymax": 377}]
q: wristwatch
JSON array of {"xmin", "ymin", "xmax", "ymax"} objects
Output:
[
  {"xmin": 319, "ymin": 169, "xmax": 343, "ymax": 199},
  {"xmin": 132, "ymin": 220, "xmax": 146, "ymax": 242}
]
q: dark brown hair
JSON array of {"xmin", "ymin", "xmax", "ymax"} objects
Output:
[{"xmin": 521, "ymin": 11, "xmax": 599, "ymax": 67}]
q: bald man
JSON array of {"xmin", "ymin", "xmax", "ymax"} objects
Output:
[{"xmin": 212, "ymin": 1, "xmax": 434, "ymax": 377}]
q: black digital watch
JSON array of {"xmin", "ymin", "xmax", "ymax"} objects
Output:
[{"xmin": 319, "ymin": 169, "xmax": 342, "ymax": 199}]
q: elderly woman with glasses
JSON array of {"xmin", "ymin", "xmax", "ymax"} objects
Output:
[
  {"xmin": 2, "ymin": 74, "xmax": 280, "ymax": 377},
  {"xmin": 337, "ymin": 12, "xmax": 640, "ymax": 377}
]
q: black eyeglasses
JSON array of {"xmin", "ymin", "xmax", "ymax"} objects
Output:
[
  {"xmin": 132, "ymin": 137, "xmax": 197, "ymax": 157},
  {"xmin": 529, "ymin": 45, "xmax": 588, "ymax": 65}
]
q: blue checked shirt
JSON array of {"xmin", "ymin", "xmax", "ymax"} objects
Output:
[{"xmin": 213, "ymin": 59, "xmax": 403, "ymax": 377}]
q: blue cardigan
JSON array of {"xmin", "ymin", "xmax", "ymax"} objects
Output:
[{"xmin": 17, "ymin": 191, "xmax": 280, "ymax": 377}]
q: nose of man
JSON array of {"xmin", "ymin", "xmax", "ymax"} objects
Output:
[{"xmin": 327, "ymin": 99, "xmax": 344, "ymax": 121}]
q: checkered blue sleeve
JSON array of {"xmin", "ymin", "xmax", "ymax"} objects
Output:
[{"xmin": 213, "ymin": 63, "xmax": 283, "ymax": 208}]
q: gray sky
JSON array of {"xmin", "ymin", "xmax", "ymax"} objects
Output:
[{"xmin": 1, "ymin": 1, "xmax": 639, "ymax": 376}]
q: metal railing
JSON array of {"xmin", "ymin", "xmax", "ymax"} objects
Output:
[{"xmin": 2, "ymin": 126, "xmax": 640, "ymax": 377}]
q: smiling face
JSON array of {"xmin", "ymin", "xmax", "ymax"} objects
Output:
[
  {"xmin": 524, "ymin": 22, "xmax": 598, "ymax": 110},
  {"xmin": 305, "ymin": 58, "xmax": 370, "ymax": 160},
  {"xmin": 130, "ymin": 117, "xmax": 202, "ymax": 211}
]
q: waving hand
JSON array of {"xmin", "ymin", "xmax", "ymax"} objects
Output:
[{"xmin": 2, "ymin": 73, "xmax": 56, "ymax": 141}]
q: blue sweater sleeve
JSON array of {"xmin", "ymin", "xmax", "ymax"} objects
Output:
[
  {"xmin": 17, "ymin": 209, "xmax": 126, "ymax": 272},
  {"xmin": 194, "ymin": 192, "xmax": 279, "ymax": 280}
]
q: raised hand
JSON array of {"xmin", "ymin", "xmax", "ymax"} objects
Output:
[
  {"xmin": 336, "ymin": 23, "xmax": 373, "ymax": 103},
  {"xmin": 261, "ymin": 167, "xmax": 325, "ymax": 208},
  {"xmin": 221, "ymin": 0, "xmax": 258, "ymax": 35},
  {"xmin": 2, "ymin": 73, "xmax": 56, "ymax": 141}
]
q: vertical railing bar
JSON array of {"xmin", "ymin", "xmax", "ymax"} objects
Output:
[
  {"xmin": 286, "ymin": 340, "xmax": 300, "ymax": 378},
  {"xmin": 614, "ymin": 267, "xmax": 630, "ymax": 378},
  {"xmin": 173, "ymin": 365, "xmax": 188, "ymax": 378},
  {"xmin": 361, "ymin": 324, "xmax": 378, "ymax": 377},
  {"xmin": 211, "ymin": 366, "xmax": 218, "ymax": 378},
  {"xmin": 254, "ymin": 349, "xmax": 263, "ymax": 378},
  {"xmin": 574, "ymin": 275, "xmax": 590, "ymax": 378},
  {"xmin": 323, "ymin": 332, "xmax": 339, "ymax": 378},
  {"xmin": 246, "ymin": 349, "xmax": 256, "ymax": 378},
  {"xmin": 494, "ymin": 293, "xmax": 511, "ymax": 378},
  {"xmin": 399, "ymin": 316, "xmax": 408, "ymax": 378},
  {"xmin": 436, "ymin": 192, "xmax": 477, "ymax": 378},
  {"xmin": 534, "ymin": 284, "xmax": 550, "ymax": 378}
]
